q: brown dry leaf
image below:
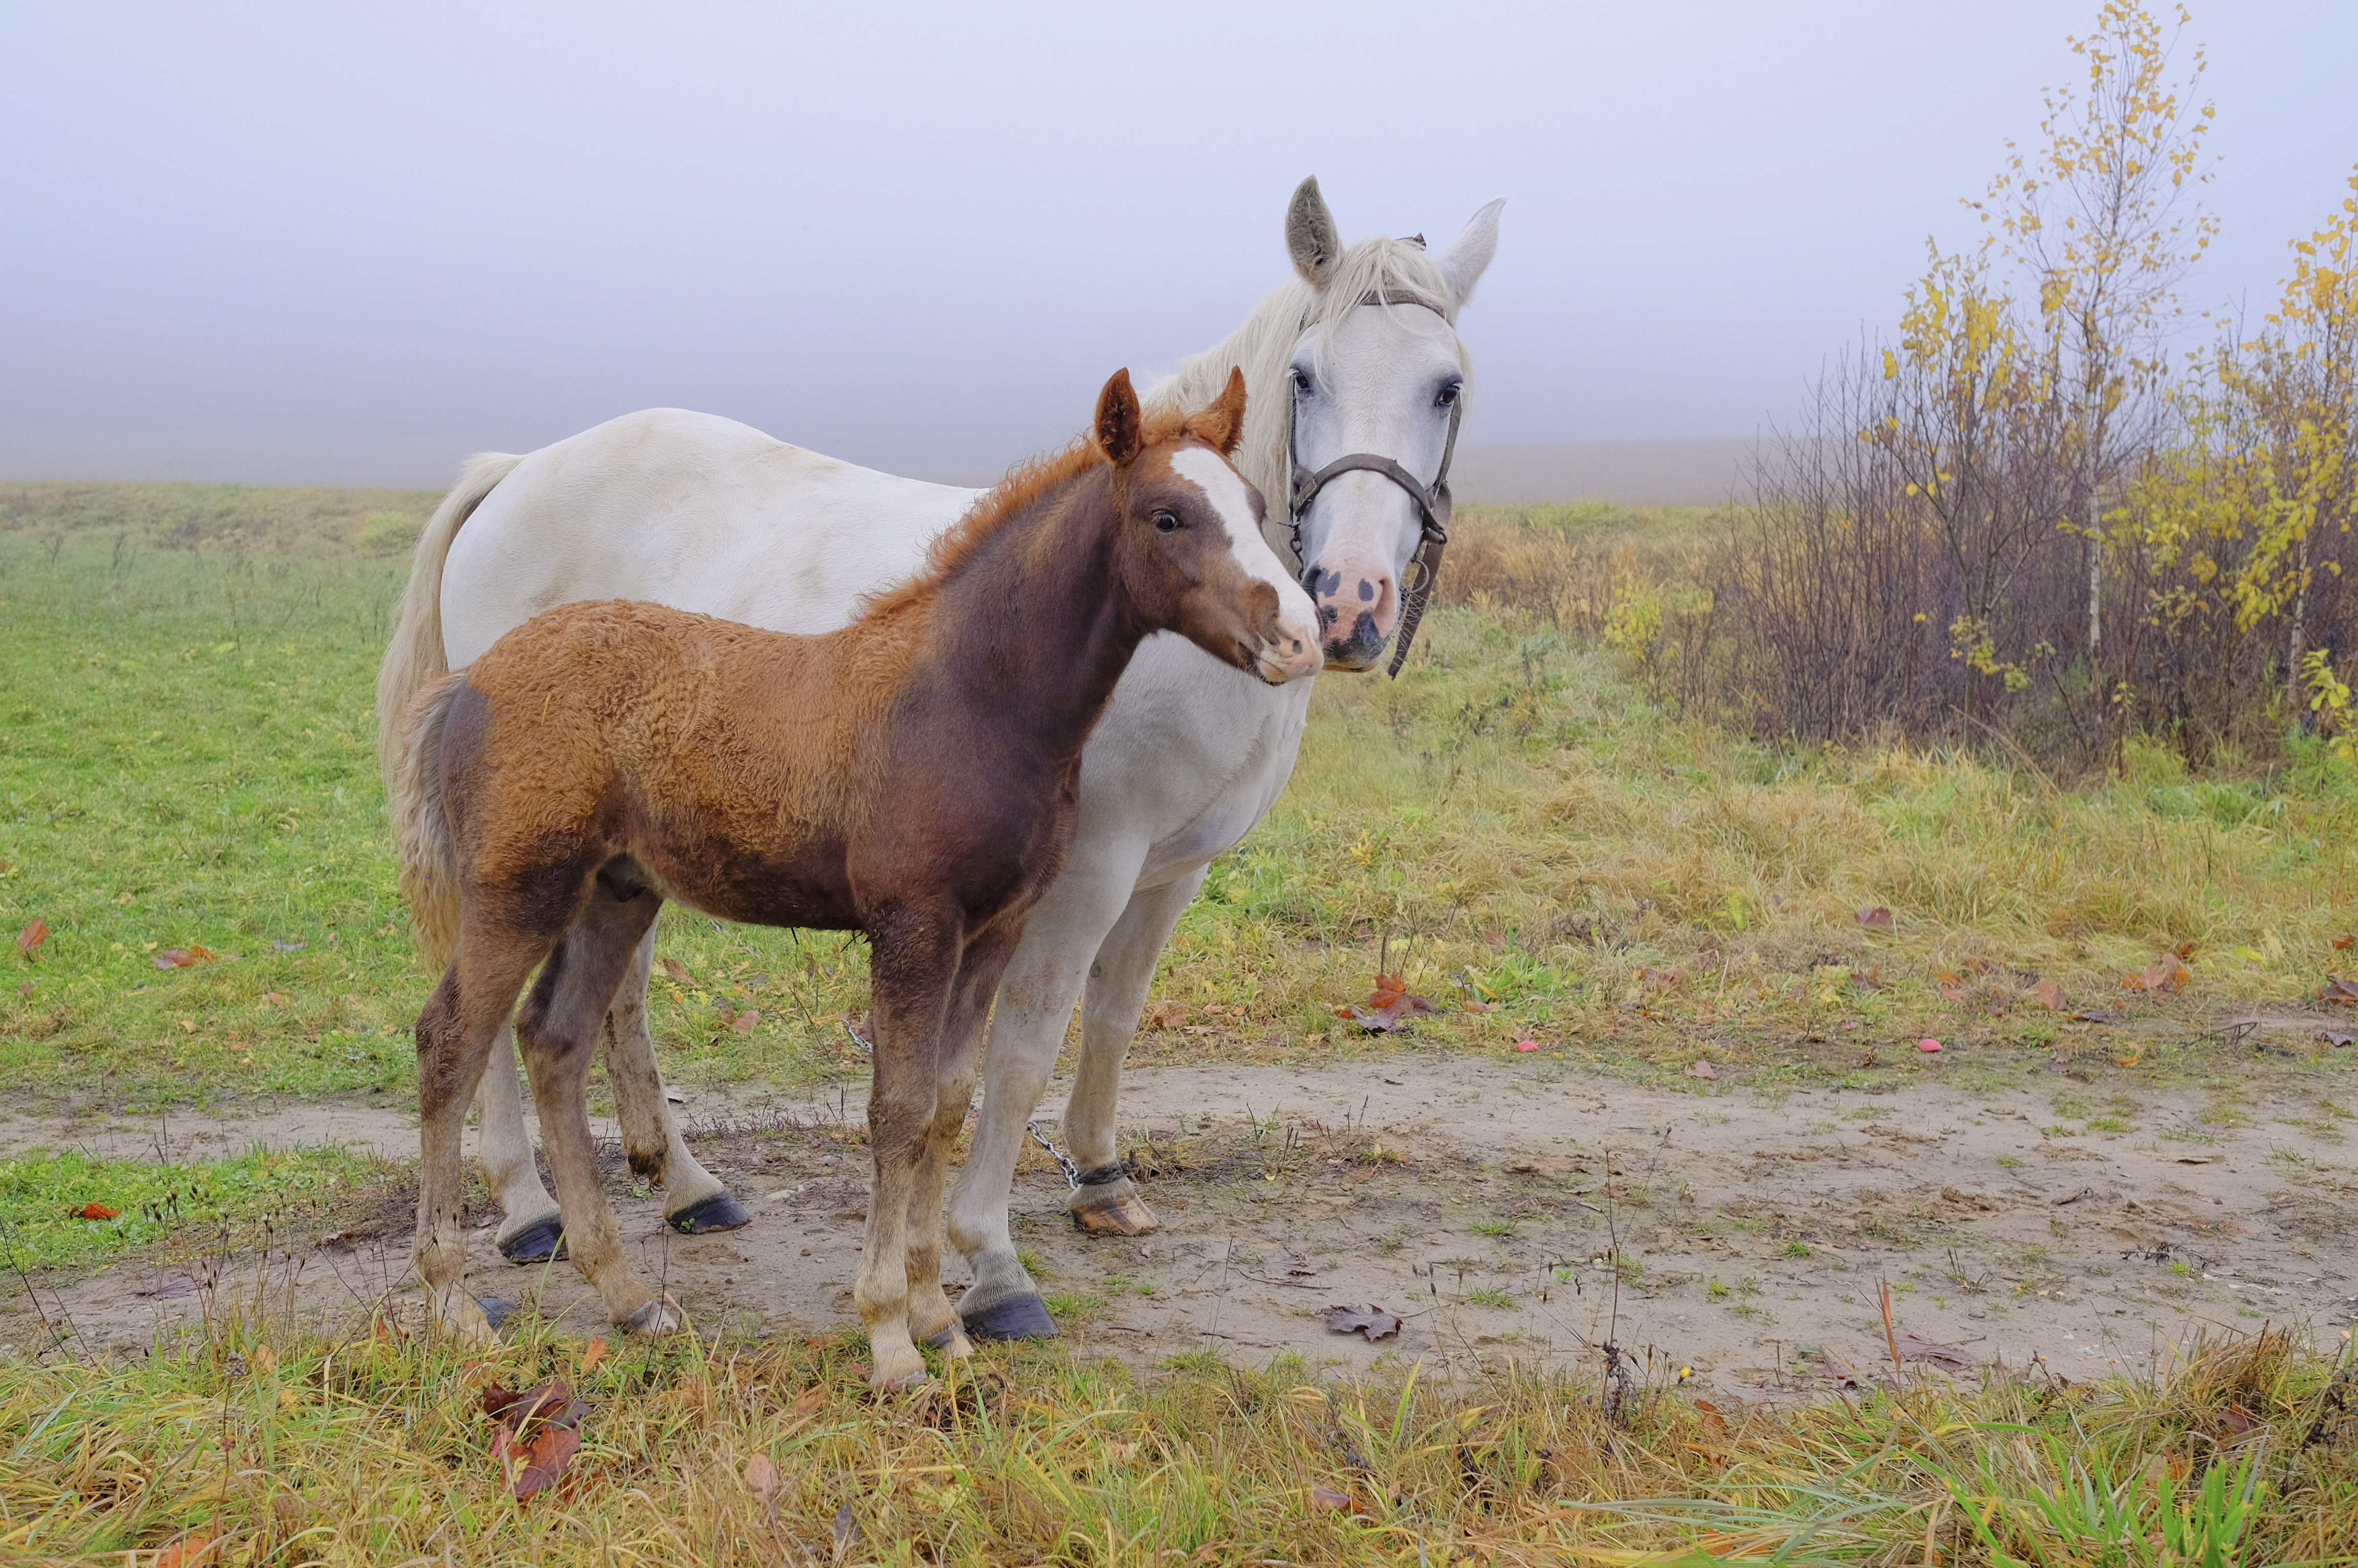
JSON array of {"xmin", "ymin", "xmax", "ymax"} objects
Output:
[
  {"xmin": 2035, "ymin": 978, "xmax": 2067, "ymax": 1012},
  {"xmin": 482, "ymin": 1379, "xmax": 592, "ymax": 1500},
  {"xmin": 1937, "ymin": 983, "xmax": 1968, "ymax": 1004},
  {"xmin": 1687, "ymin": 1060, "xmax": 1718, "ymax": 1080},
  {"xmin": 833, "ymin": 1500, "xmax": 856, "ymax": 1557},
  {"xmin": 729, "ymin": 1009, "xmax": 761, "ymax": 1033},
  {"xmin": 662, "ymin": 957, "xmax": 693, "ymax": 985},
  {"xmin": 262, "ymin": 989, "xmax": 291, "ymax": 1007},
  {"xmin": 1308, "ymin": 1485, "xmax": 1352, "ymax": 1512},
  {"xmin": 790, "ymin": 1384, "xmax": 825, "ymax": 1417},
  {"xmin": 2142, "ymin": 953, "xmax": 2191, "ymax": 993},
  {"xmin": 2322, "ymin": 976, "xmax": 2358, "ymax": 1006},
  {"xmin": 77, "ymin": 1202, "xmax": 118, "ymax": 1221},
  {"xmin": 1891, "ymin": 1331, "xmax": 1974, "ymax": 1372},
  {"xmin": 1145, "ymin": 1001, "xmax": 1190, "ymax": 1029},
  {"xmin": 154, "ymin": 944, "xmax": 218, "ymax": 970},
  {"xmin": 152, "ymin": 1533, "xmax": 220, "ymax": 1568},
  {"xmin": 744, "ymin": 1452, "xmax": 782, "ymax": 1512},
  {"xmin": 579, "ymin": 1336, "xmax": 607, "ymax": 1375},
  {"xmin": 1341, "ymin": 972, "xmax": 1440, "ymax": 1033},
  {"xmin": 2333, "ymin": 935, "xmax": 2355, "ymax": 951},
  {"xmin": 16, "ymin": 916, "xmax": 49, "ymax": 961},
  {"xmin": 1856, "ymin": 906, "xmax": 1894, "ymax": 930},
  {"xmin": 1321, "ymin": 1304, "xmax": 1401, "ymax": 1341}
]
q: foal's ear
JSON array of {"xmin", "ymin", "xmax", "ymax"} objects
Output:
[
  {"xmin": 1183, "ymin": 366, "xmax": 1248, "ymax": 457},
  {"xmin": 1095, "ymin": 368, "xmax": 1144, "ymax": 468}
]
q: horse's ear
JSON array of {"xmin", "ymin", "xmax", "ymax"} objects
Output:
[
  {"xmin": 1286, "ymin": 176, "xmax": 1339, "ymax": 288},
  {"xmin": 1184, "ymin": 366, "xmax": 1248, "ymax": 457},
  {"xmin": 1437, "ymin": 197, "xmax": 1505, "ymax": 308},
  {"xmin": 1095, "ymin": 368, "xmax": 1144, "ymax": 468}
]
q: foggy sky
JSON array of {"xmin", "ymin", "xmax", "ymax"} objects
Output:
[{"xmin": 4, "ymin": 2, "xmax": 2353, "ymax": 489}]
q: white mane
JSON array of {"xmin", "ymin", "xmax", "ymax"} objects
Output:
[{"xmin": 1146, "ymin": 235, "xmax": 1474, "ymax": 519}]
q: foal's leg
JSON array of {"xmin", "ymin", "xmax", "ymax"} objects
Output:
[
  {"xmin": 474, "ymin": 1024, "xmax": 567, "ymax": 1264},
  {"xmin": 516, "ymin": 891, "xmax": 673, "ymax": 1332},
  {"xmin": 903, "ymin": 921, "xmax": 1022, "ymax": 1358},
  {"xmin": 945, "ymin": 845, "xmax": 1144, "ymax": 1340},
  {"xmin": 858, "ymin": 906, "xmax": 962, "ymax": 1394},
  {"xmin": 600, "ymin": 926, "xmax": 747, "ymax": 1235},
  {"xmin": 414, "ymin": 945, "xmax": 549, "ymax": 1342},
  {"xmin": 1060, "ymin": 866, "xmax": 1209, "ymax": 1231}
]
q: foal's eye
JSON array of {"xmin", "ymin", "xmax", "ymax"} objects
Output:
[
  {"xmin": 1153, "ymin": 510, "xmax": 1180, "ymax": 533},
  {"xmin": 1436, "ymin": 381, "xmax": 1462, "ymax": 408},
  {"xmin": 1292, "ymin": 368, "xmax": 1313, "ymax": 394}
]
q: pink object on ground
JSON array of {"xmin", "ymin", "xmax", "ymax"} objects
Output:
[
  {"xmin": 1514, "ymin": 1040, "xmax": 1539, "ymax": 1053},
  {"xmin": 1918, "ymin": 1038, "xmax": 1942, "ymax": 1053}
]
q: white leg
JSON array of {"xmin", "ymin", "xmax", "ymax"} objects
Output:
[
  {"xmin": 1060, "ymin": 866, "xmax": 1208, "ymax": 1231},
  {"xmin": 473, "ymin": 1021, "xmax": 566, "ymax": 1262},
  {"xmin": 945, "ymin": 840, "xmax": 1145, "ymax": 1339},
  {"xmin": 601, "ymin": 927, "xmax": 744, "ymax": 1234}
]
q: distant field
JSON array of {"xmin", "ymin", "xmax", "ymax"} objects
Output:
[{"xmin": 4, "ymin": 482, "xmax": 2354, "ymax": 1114}]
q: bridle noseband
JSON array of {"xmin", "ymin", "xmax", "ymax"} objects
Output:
[{"xmin": 1285, "ymin": 289, "xmax": 1463, "ymax": 679}]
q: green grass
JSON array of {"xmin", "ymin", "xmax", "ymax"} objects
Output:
[
  {"xmin": 0, "ymin": 1143, "xmax": 391, "ymax": 1271},
  {"xmin": 0, "ymin": 1307, "xmax": 2350, "ymax": 1564}
]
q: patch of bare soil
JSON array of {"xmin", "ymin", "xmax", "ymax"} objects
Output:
[{"xmin": 12, "ymin": 1057, "xmax": 2357, "ymax": 1400}]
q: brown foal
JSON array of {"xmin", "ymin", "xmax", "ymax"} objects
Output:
[{"xmin": 394, "ymin": 368, "xmax": 1319, "ymax": 1390}]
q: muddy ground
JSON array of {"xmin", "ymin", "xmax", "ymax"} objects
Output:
[{"xmin": 7, "ymin": 1047, "xmax": 2355, "ymax": 1399}]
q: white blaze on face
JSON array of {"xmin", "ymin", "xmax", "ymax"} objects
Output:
[{"xmin": 1168, "ymin": 445, "xmax": 1320, "ymax": 644}]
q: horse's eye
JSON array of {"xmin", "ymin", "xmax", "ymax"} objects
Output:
[
  {"xmin": 1153, "ymin": 510, "xmax": 1180, "ymax": 533},
  {"xmin": 1436, "ymin": 381, "xmax": 1461, "ymax": 408},
  {"xmin": 1292, "ymin": 368, "xmax": 1313, "ymax": 394}
]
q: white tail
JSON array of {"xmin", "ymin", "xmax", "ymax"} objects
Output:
[
  {"xmin": 374, "ymin": 451, "xmax": 522, "ymax": 807},
  {"xmin": 392, "ymin": 672, "xmax": 468, "ymax": 970}
]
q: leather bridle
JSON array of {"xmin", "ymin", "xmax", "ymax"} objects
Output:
[{"xmin": 1284, "ymin": 289, "xmax": 1462, "ymax": 678}]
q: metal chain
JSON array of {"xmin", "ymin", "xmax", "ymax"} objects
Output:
[
  {"xmin": 1026, "ymin": 1121, "xmax": 1083, "ymax": 1191},
  {"xmin": 848, "ymin": 1009, "xmax": 1082, "ymax": 1191}
]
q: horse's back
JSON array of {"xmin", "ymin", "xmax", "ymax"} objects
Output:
[{"xmin": 441, "ymin": 408, "xmax": 978, "ymax": 667}]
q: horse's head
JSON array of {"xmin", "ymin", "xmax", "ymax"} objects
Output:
[
  {"xmin": 1096, "ymin": 366, "xmax": 1321, "ymax": 686},
  {"xmin": 1282, "ymin": 179, "xmax": 1503, "ymax": 671}
]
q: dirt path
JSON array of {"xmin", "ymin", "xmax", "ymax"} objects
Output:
[{"xmin": 13, "ymin": 1055, "xmax": 2355, "ymax": 1399}]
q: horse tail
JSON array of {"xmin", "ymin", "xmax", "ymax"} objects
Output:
[
  {"xmin": 374, "ymin": 451, "xmax": 523, "ymax": 809},
  {"xmin": 394, "ymin": 672, "xmax": 469, "ymax": 971}
]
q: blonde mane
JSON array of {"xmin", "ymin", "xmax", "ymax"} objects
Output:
[{"xmin": 1147, "ymin": 234, "xmax": 1474, "ymax": 524}]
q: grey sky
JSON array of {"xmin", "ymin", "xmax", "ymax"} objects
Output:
[{"xmin": 4, "ymin": 3, "xmax": 2352, "ymax": 489}]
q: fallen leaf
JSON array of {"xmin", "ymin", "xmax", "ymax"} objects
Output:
[
  {"xmin": 729, "ymin": 1008, "xmax": 761, "ymax": 1033},
  {"xmin": 2324, "ymin": 1029, "xmax": 2355, "ymax": 1048},
  {"xmin": 662, "ymin": 957, "xmax": 693, "ymax": 985},
  {"xmin": 1938, "ymin": 984, "xmax": 1967, "ymax": 1004},
  {"xmin": 1260, "ymin": 1249, "xmax": 1317, "ymax": 1278},
  {"xmin": 15, "ymin": 981, "xmax": 30, "ymax": 998},
  {"xmin": 1146, "ymin": 1000, "xmax": 1190, "ymax": 1029},
  {"xmin": 2052, "ymin": 1186, "xmax": 2094, "ymax": 1206},
  {"xmin": 2069, "ymin": 1008, "xmax": 2119, "ymax": 1025},
  {"xmin": 263, "ymin": 990, "xmax": 290, "ymax": 1006},
  {"xmin": 2121, "ymin": 953, "xmax": 2190, "ymax": 993},
  {"xmin": 1857, "ymin": 906, "xmax": 1894, "ymax": 929},
  {"xmin": 154, "ymin": 944, "xmax": 218, "ymax": 970},
  {"xmin": 744, "ymin": 1452, "xmax": 781, "ymax": 1514},
  {"xmin": 1309, "ymin": 1484, "xmax": 1352, "ymax": 1511},
  {"xmin": 2334, "ymin": 935, "xmax": 2354, "ymax": 951},
  {"xmin": 1341, "ymin": 974, "xmax": 1441, "ymax": 1033},
  {"xmin": 790, "ymin": 1385, "xmax": 826, "ymax": 1418},
  {"xmin": 152, "ymin": 1532, "xmax": 219, "ymax": 1568},
  {"xmin": 271, "ymin": 939, "xmax": 306, "ymax": 953},
  {"xmin": 1462, "ymin": 998, "xmax": 1494, "ymax": 1013},
  {"xmin": 2035, "ymin": 978, "xmax": 2067, "ymax": 1011},
  {"xmin": 842, "ymin": 1011, "xmax": 875, "ymax": 1048},
  {"xmin": 16, "ymin": 917, "xmax": 49, "ymax": 961},
  {"xmin": 1687, "ymin": 1060, "xmax": 1718, "ymax": 1079},
  {"xmin": 1891, "ymin": 1331, "xmax": 1974, "ymax": 1372},
  {"xmin": 482, "ymin": 1379, "xmax": 592, "ymax": 1500},
  {"xmin": 1918, "ymin": 1038, "xmax": 1942, "ymax": 1053},
  {"xmin": 833, "ymin": 1500, "xmax": 856, "ymax": 1558},
  {"xmin": 77, "ymin": 1201, "xmax": 119, "ymax": 1221},
  {"xmin": 579, "ymin": 1336, "xmax": 607, "ymax": 1375},
  {"xmin": 1321, "ymin": 1304, "xmax": 1401, "ymax": 1341},
  {"xmin": 2322, "ymin": 976, "xmax": 2358, "ymax": 1006}
]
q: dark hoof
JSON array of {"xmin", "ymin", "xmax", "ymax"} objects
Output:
[
  {"xmin": 476, "ymin": 1295, "xmax": 518, "ymax": 1332},
  {"xmin": 960, "ymin": 1292, "xmax": 1058, "ymax": 1342},
  {"xmin": 925, "ymin": 1323, "xmax": 971, "ymax": 1352},
  {"xmin": 499, "ymin": 1216, "xmax": 566, "ymax": 1265},
  {"xmin": 668, "ymin": 1192, "xmax": 752, "ymax": 1235}
]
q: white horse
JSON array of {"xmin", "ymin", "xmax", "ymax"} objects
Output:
[{"xmin": 376, "ymin": 177, "xmax": 1502, "ymax": 1339}]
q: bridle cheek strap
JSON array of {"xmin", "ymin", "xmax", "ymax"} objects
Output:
[{"xmin": 1287, "ymin": 374, "xmax": 1461, "ymax": 679}]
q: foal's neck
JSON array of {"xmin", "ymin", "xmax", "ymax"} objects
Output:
[{"xmin": 915, "ymin": 466, "xmax": 1146, "ymax": 763}]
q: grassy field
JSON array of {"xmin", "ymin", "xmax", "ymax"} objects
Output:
[{"xmin": 4, "ymin": 483, "xmax": 2358, "ymax": 1562}]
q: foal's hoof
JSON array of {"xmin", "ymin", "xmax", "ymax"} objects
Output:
[
  {"xmin": 667, "ymin": 1192, "xmax": 751, "ymax": 1235},
  {"xmin": 924, "ymin": 1322, "xmax": 975, "ymax": 1357},
  {"xmin": 476, "ymin": 1295, "xmax": 519, "ymax": 1332},
  {"xmin": 1072, "ymin": 1192, "xmax": 1158, "ymax": 1236},
  {"xmin": 959, "ymin": 1292, "xmax": 1059, "ymax": 1342},
  {"xmin": 498, "ymin": 1216, "xmax": 566, "ymax": 1265},
  {"xmin": 623, "ymin": 1295, "xmax": 684, "ymax": 1335},
  {"xmin": 872, "ymin": 1362, "xmax": 933, "ymax": 1396}
]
